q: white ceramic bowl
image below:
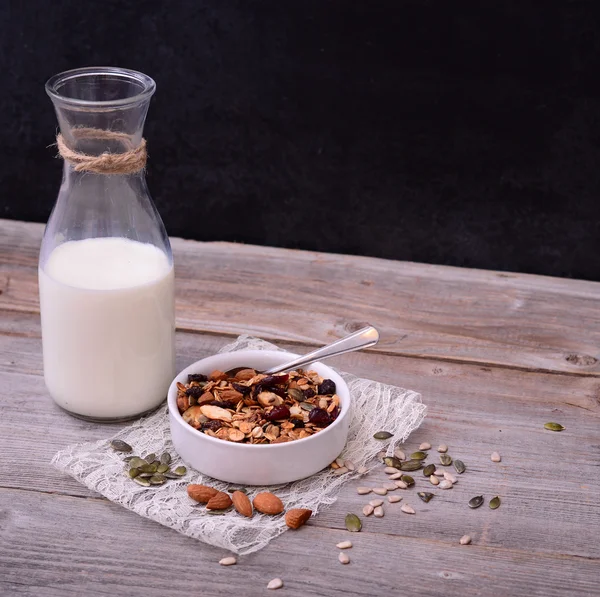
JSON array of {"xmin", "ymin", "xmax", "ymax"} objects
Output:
[{"xmin": 168, "ymin": 350, "xmax": 351, "ymax": 485}]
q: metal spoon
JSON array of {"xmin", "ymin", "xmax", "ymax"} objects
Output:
[{"xmin": 263, "ymin": 325, "xmax": 379, "ymax": 375}]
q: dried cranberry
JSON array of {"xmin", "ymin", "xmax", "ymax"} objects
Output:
[
  {"xmin": 202, "ymin": 420, "xmax": 222, "ymax": 432},
  {"xmin": 186, "ymin": 385, "xmax": 205, "ymax": 398},
  {"xmin": 293, "ymin": 420, "xmax": 305, "ymax": 428},
  {"xmin": 261, "ymin": 374, "xmax": 289, "ymax": 387},
  {"xmin": 231, "ymin": 382, "xmax": 251, "ymax": 395},
  {"xmin": 264, "ymin": 405, "xmax": 291, "ymax": 421},
  {"xmin": 329, "ymin": 405, "xmax": 340, "ymax": 421},
  {"xmin": 308, "ymin": 407, "xmax": 331, "ymax": 426},
  {"xmin": 318, "ymin": 379, "xmax": 336, "ymax": 395},
  {"xmin": 208, "ymin": 400, "xmax": 235, "ymax": 409},
  {"xmin": 303, "ymin": 388, "xmax": 315, "ymax": 399},
  {"xmin": 188, "ymin": 373, "xmax": 208, "ymax": 383}
]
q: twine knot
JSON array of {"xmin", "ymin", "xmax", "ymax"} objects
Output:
[{"xmin": 56, "ymin": 127, "xmax": 147, "ymax": 174}]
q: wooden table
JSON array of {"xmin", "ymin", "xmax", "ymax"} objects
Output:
[{"xmin": 1, "ymin": 219, "xmax": 599, "ymax": 597}]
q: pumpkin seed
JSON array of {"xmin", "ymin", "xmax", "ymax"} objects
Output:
[
  {"xmin": 468, "ymin": 495, "xmax": 484, "ymax": 509},
  {"xmin": 137, "ymin": 473, "xmax": 154, "ymax": 478},
  {"xmin": 400, "ymin": 459, "xmax": 423, "ymax": 471},
  {"xmin": 384, "ymin": 457, "xmax": 403, "ymax": 469},
  {"xmin": 164, "ymin": 471, "xmax": 185, "ymax": 479},
  {"xmin": 439, "ymin": 454, "xmax": 452, "ymax": 466},
  {"xmin": 110, "ymin": 439, "xmax": 133, "ymax": 453},
  {"xmin": 345, "ymin": 513, "xmax": 362, "ymax": 532},
  {"xmin": 157, "ymin": 463, "xmax": 169, "ymax": 474},
  {"xmin": 489, "ymin": 496, "xmax": 501, "ymax": 510},
  {"xmin": 144, "ymin": 453, "xmax": 155, "ymax": 463},
  {"xmin": 128, "ymin": 457, "xmax": 146, "ymax": 469},
  {"xmin": 400, "ymin": 475, "xmax": 415, "ymax": 486},
  {"xmin": 418, "ymin": 492, "xmax": 434, "ymax": 503},
  {"xmin": 172, "ymin": 466, "xmax": 186, "ymax": 476},
  {"xmin": 300, "ymin": 402, "xmax": 315, "ymax": 411},
  {"xmin": 133, "ymin": 476, "xmax": 150, "ymax": 487},
  {"xmin": 544, "ymin": 422, "xmax": 565, "ymax": 432},
  {"xmin": 138, "ymin": 463, "xmax": 158, "ymax": 474},
  {"xmin": 160, "ymin": 452, "xmax": 171, "ymax": 465},
  {"xmin": 123, "ymin": 455, "xmax": 136, "ymax": 462},
  {"xmin": 128, "ymin": 468, "xmax": 140, "ymax": 478},
  {"xmin": 410, "ymin": 451, "xmax": 427, "ymax": 460},
  {"xmin": 454, "ymin": 459, "xmax": 466, "ymax": 474},
  {"xmin": 374, "ymin": 431, "xmax": 393, "ymax": 440},
  {"xmin": 423, "ymin": 464, "xmax": 436, "ymax": 477},
  {"xmin": 149, "ymin": 474, "xmax": 167, "ymax": 485},
  {"xmin": 288, "ymin": 388, "xmax": 305, "ymax": 402}
]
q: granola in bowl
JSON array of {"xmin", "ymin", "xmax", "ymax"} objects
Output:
[{"xmin": 176, "ymin": 368, "xmax": 341, "ymax": 445}]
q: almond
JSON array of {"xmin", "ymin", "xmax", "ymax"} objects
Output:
[
  {"xmin": 208, "ymin": 369, "xmax": 228, "ymax": 381},
  {"xmin": 232, "ymin": 491, "xmax": 253, "ymax": 517},
  {"xmin": 234, "ymin": 368, "xmax": 256, "ymax": 381},
  {"xmin": 187, "ymin": 484, "xmax": 218, "ymax": 503},
  {"xmin": 219, "ymin": 388, "xmax": 244, "ymax": 404},
  {"xmin": 253, "ymin": 492, "xmax": 284, "ymax": 515},
  {"xmin": 285, "ymin": 508, "xmax": 312, "ymax": 529},
  {"xmin": 206, "ymin": 491, "xmax": 233, "ymax": 510}
]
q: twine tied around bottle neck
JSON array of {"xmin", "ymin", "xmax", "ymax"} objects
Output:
[{"xmin": 56, "ymin": 127, "xmax": 147, "ymax": 174}]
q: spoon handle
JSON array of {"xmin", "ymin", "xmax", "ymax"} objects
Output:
[{"xmin": 263, "ymin": 325, "xmax": 380, "ymax": 375}]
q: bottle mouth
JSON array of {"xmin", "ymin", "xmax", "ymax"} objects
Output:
[{"xmin": 46, "ymin": 67, "xmax": 156, "ymax": 108}]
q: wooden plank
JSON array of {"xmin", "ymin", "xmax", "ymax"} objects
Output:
[
  {"xmin": 1, "ymin": 315, "xmax": 599, "ymax": 560},
  {"xmin": 2, "ymin": 219, "xmax": 600, "ymax": 375},
  {"xmin": 1, "ymin": 487, "xmax": 598, "ymax": 597}
]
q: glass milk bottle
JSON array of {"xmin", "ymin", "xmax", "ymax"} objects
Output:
[{"xmin": 40, "ymin": 67, "xmax": 175, "ymax": 421}]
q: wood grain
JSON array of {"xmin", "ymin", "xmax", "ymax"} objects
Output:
[
  {"xmin": 1, "ymin": 488, "xmax": 598, "ymax": 597},
  {"xmin": 2, "ymin": 219, "xmax": 600, "ymax": 375}
]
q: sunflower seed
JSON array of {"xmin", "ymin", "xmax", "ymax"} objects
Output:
[
  {"xmin": 110, "ymin": 439, "xmax": 133, "ymax": 453},
  {"xmin": 439, "ymin": 454, "xmax": 452, "ymax": 466},
  {"xmin": 454, "ymin": 459, "xmax": 466, "ymax": 474},
  {"xmin": 400, "ymin": 504, "xmax": 415, "ymax": 514},
  {"xmin": 437, "ymin": 444, "xmax": 448, "ymax": 453},
  {"xmin": 144, "ymin": 453, "xmax": 156, "ymax": 464},
  {"xmin": 267, "ymin": 578, "xmax": 283, "ymax": 590},
  {"xmin": 400, "ymin": 459, "xmax": 423, "ymax": 471},
  {"xmin": 423, "ymin": 464, "xmax": 436, "ymax": 477},
  {"xmin": 400, "ymin": 475, "xmax": 415, "ymax": 486},
  {"xmin": 345, "ymin": 460, "xmax": 355, "ymax": 471},
  {"xmin": 418, "ymin": 492, "xmax": 434, "ymax": 503},
  {"xmin": 389, "ymin": 472, "xmax": 403, "ymax": 480},
  {"xmin": 443, "ymin": 472, "xmax": 457, "ymax": 484},
  {"xmin": 357, "ymin": 466, "xmax": 368, "ymax": 475},
  {"xmin": 357, "ymin": 487, "xmax": 372, "ymax": 495},
  {"xmin": 395, "ymin": 480, "xmax": 408, "ymax": 489},
  {"xmin": 384, "ymin": 466, "xmax": 399, "ymax": 474},
  {"xmin": 383, "ymin": 482, "xmax": 397, "ymax": 491},
  {"xmin": 430, "ymin": 475, "xmax": 439, "ymax": 486},
  {"xmin": 334, "ymin": 467, "xmax": 349, "ymax": 476},
  {"xmin": 338, "ymin": 552, "xmax": 350, "ymax": 564},
  {"xmin": 489, "ymin": 496, "xmax": 501, "ymax": 509},
  {"xmin": 394, "ymin": 448, "xmax": 406, "ymax": 460},
  {"xmin": 372, "ymin": 487, "xmax": 387, "ymax": 496},
  {"xmin": 491, "ymin": 452, "xmax": 501, "ymax": 462},
  {"xmin": 362, "ymin": 504, "xmax": 374, "ymax": 516},
  {"xmin": 369, "ymin": 498, "xmax": 384, "ymax": 507},
  {"xmin": 469, "ymin": 495, "xmax": 484, "ymax": 509},
  {"xmin": 419, "ymin": 442, "xmax": 432, "ymax": 450},
  {"xmin": 459, "ymin": 535, "xmax": 471, "ymax": 545},
  {"xmin": 384, "ymin": 457, "xmax": 403, "ymax": 469},
  {"xmin": 439, "ymin": 480, "xmax": 453, "ymax": 490},
  {"xmin": 544, "ymin": 422, "xmax": 565, "ymax": 432},
  {"xmin": 410, "ymin": 451, "xmax": 427, "ymax": 460},
  {"xmin": 219, "ymin": 556, "xmax": 237, "ymax": 566},
  {"xmin": 160, "ymin": 452, "xmax": 171, "ymax": 465},
  {"xmin": 345, "ymin": 513, "xmax": 362, "ymax": 531},
  {"xmin": 373, "ymin": 506, "xmax": 384, "ymax": 518},
  {"xmin": 133, "ymin": 476, "xmax": 150, "ymax": 487},
  {"xmin": 388, "ymin": 495, "xmax": 402, "ymax": 503},
  {"xmin": 374, "ymin": 431, "xmax": 393, "ymax": 440}
]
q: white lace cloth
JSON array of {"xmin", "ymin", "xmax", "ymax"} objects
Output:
[{"xmin": 52, "ymin": 335, "xmax": 426, "ymax": 555}]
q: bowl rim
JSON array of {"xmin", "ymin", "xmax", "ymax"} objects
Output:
[{"xmin": 168, "ymin": 349, "xmax": 350, "ymax": 450}]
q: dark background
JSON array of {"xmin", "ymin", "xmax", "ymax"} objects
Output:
[{"xmin": 2, "ymin": 0, "xmax": 600, "ymax": 280}]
